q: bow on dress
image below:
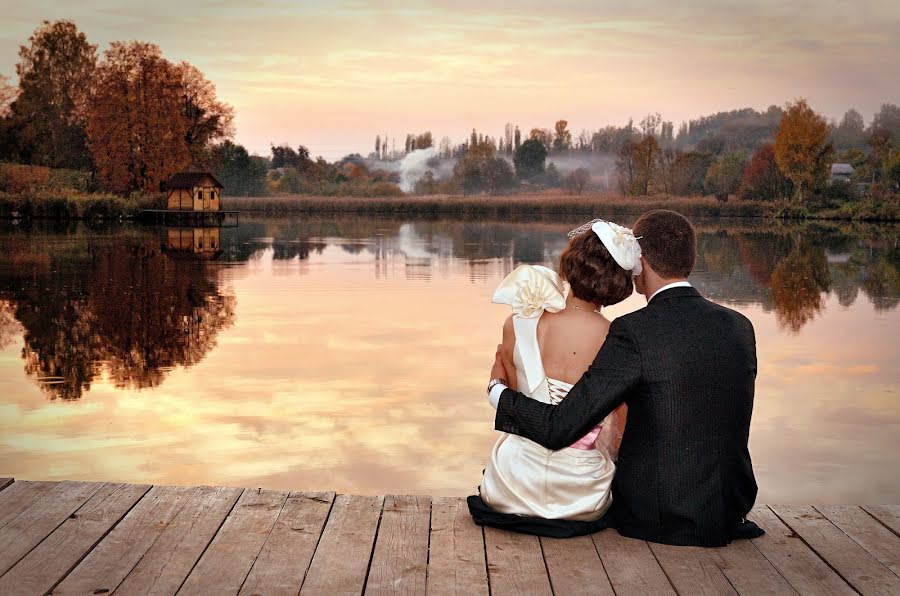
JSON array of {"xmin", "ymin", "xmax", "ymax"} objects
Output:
[{"xmin": 492, "ymin": 265, "xmax": 567, "ymax": 393}]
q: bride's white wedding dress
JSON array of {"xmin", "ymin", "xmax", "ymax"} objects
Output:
[{"xmin": 481, "ymin": 265, "xmax": 618, "ymax": 522}]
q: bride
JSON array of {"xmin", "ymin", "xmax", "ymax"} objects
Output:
[{"xmin": 471, "ymin": 220, "xmax": 641, "ymax": 531}]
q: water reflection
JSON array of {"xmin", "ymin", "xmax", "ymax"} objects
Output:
[
  {"xmin": 0, "ymin": 226, "xmax": 235, "ymax": 399},
  {"xmin": 0, "ymin": 216, "xmax": 897, "ymax": 503},
  {"xmin": 1, "ymin": 219, "xmax": 897, "ymax": 399}
]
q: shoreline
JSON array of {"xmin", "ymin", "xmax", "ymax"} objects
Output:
[{"xmin": 1, "ymin": 191, "xmax": 898, "ymax": 222}]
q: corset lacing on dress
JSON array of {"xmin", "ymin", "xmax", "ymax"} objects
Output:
[{"xmin": 546, "ymin": 377, "xmax": 602, "ymax": 450}]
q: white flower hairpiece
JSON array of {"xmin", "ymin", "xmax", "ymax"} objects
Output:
[{"xmin": 568, "ymin": 218, "xmax": 643, "ymax": 275}]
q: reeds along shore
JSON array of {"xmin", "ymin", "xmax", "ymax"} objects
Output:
[{"xmin": 0, "ymin": 191, "xmax": 898, "ymax": 222}]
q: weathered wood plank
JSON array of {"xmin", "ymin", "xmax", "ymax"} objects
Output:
[
  {"xmin": 116, "ymin": 486, "xmax": 243, "ymax": 596},
  {"xmin": 52, "ymin": 485, "xmax": 198, "ymax": 595},
  {"xmin": 648, "ymin": 543, "xmax": 738, "ymax": 595},
  {"xmin": 0, "ymin": 480, "xmax": 57, "ymax": 529},
  {"xmin": 366, "ymin": 495, "xmax": 431, "ymax": 596},
  {"xmin": 541, "ymin": 535, "xmax": 614, "ymax": 596},
  {"xmin": 0, "ymin": 478, "xmax": 12, "ymax": 492},
  {"xmin": 178, "ymin": 488, "xmax": 288, "ymax": 595},
  {"xmin": 300, "ymin": 494, "xmax": 384, "ymax": 596},
  {"xmin": 708, "ymin": 538, "xmax": 798, "ymax": 595},
  {"xmin": 0, "ymin": 481, "xmax": 103, "ymax": 576},
  {"xmin": 426, "ymin": 497, "xmax": 488, "ymax": 596},
  {"xmin": 0, "ymin": 483, "xmax": 148, "ymax": 596},
  {"xmin": 591, "ymin": 530, "xmax": 675, "ymax": 595},
  {"xmin": 862, "ymin": 505, "xmax": 900, "ymax": 537},
  {"xmin": 816, "ymin": 505, "xmax": 900, "ymax": 577},
  {"xmin": 747, "ymin": 506, "xmax": 854, "ymax": 595},
  {"xmin": 483, "ymin": 527, "xmax": 553, "ymax": 596},
  {"xmin": 771, "ymin": 505, "xmax": 900, "ymax": 596},
  {"xmin": 239, "ymin": 491, "xmax": 335, "ymax": 596}
]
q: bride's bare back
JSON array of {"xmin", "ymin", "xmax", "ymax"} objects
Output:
[{"xmin": 499, "ymin": 304, "xmax": 610, "ymax": 390}]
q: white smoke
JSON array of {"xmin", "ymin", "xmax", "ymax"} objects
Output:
[{"xmin": 398, "ymin": 147, "xmax": 438, "ymax": 192}]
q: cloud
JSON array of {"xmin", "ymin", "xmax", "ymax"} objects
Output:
[{"xmin": 0, "ymin": 1, "xmax": 898, "ymax": 155}]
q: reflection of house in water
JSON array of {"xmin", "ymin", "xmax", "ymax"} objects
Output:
[{"xmin": 165, "ymin": 228, "xmax": 221, "ymax": 258}]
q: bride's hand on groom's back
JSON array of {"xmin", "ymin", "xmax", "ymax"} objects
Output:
[{"xmin": 490, "ymin": 344, "xmax": 507, "ymax": 381}]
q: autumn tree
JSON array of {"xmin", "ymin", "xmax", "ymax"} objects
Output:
[
  {"xmin": 670, "ymin": 151, "xmax": 714, "ymax": 196},
  {"xmin": 0, "ymin": 75, "xmax": 15, "ymax": 159},
  {"xmin": 774, "ymin": 99, "xmax": 831, "ymax": 201},
  {"xmin": 739, "ymin": 144, "xmax": 791, "ymax": 200},
  {"xmin": 563, "ymin": 167, "xmax": 590, "ymax": 194},
  {"xmin": 452, "ymin": 140, "xmax": 514, "ymax": 195},
  {"xmin": 414, "ymin": 131, "xmax": 433, "ymax": 149},
  {"xmin": 529, "ymin": 128, "xmax": 553, "ymax": 150},
  {"xmin": 87, "ymin": 42, "xmax": 190, "ymax": 194},
  {"xmin": 0, "ymin": 75, "xmax": 15, "ymax": 117},
  {"xmin": 617, "ymin": 136, "xmax": 660, "ymax": 195},
  {"xmin": 513, "ymin": 138, "xmax": 547, "ymax": 181},
  {"xmin": 11, "ymin": 20, "xmax": 97, "ymax": 169},
  {"xmin": 553, "ymin": 119, "xmax": 571, "ymax": 152},
  {"xmin": 704, "ymin": 152, "xmax": 747, "ymax": 201},
  {"xmin": 176, "ymin": 62, "xmax": 234, "ymax": 165},
  {"xmin": 870, "ymin": 103, "xmax": 900, "ymax": 181}
]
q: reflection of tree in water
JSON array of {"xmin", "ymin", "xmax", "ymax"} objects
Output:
[
  {"xmin": 0, "ymin": 301, "xmax": 21, "ymax": 350},
  {"xmin": 863, "ymin": 257, "xmax": 900, "ymax": 311},
  {"xmin": 708, "ymin": 225, "xmax": 898, "ymax": 332},
  {"xmin": 769, "ymin": 247, "xmax": 830, "ymax": 332},
  {"xmin": 0, "ymin": 231, "xmax": 234, "ymax": 399}
]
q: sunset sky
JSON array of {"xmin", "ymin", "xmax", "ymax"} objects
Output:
[{"xmin": 2, "ymin": 0, "xmax": 898, "ymax": 159}]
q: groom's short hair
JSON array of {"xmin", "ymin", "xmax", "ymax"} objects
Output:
[{"xmin": 633, "ymin": 210, "xmax": 696, "ymax": 278}]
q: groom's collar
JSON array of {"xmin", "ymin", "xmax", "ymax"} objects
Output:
[{"xmin": 647, "ymin": 282, "xmax": 698, "ymax": 304}]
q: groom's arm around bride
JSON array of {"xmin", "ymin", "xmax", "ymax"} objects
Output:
[{"xmin": 489, "ymin": 210, "xmax": 762, "ymax": 547}]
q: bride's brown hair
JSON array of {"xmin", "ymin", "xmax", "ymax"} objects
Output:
[{"xmin": 559, "ymin": 231, "xmax": 632, "ymax": 307}]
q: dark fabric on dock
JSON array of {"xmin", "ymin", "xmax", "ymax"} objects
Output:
[{"xmin": 467, "ymin": 495, "xmax": 608, "ymax": 538}]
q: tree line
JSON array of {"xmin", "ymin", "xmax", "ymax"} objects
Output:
[{"xmin": 1, "ymin": 19, "xmax": 898, "ymax": 203}]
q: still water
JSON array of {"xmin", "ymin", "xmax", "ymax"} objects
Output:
[{"xmin": 0, "ymin": 216, "xmax": 897, "ymax": 504}]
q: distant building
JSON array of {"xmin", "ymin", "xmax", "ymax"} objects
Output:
[
  {"xmin": 164, "ymin": 172, "xmax": 223, "ymax": 211},
  {"xmin": 830, "ymin": 163, "xmax": 854, "ymax": 184}
]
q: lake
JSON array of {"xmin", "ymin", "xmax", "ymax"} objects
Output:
[{"xmin": 0, "ymin": 215, "xmax": 897, "ymax": 504}]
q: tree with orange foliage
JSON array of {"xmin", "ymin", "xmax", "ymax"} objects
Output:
[
  {"xmin": 87, "ymin": 42, "xmax": 189, "ymax": 194},
  {"xmin": 176, "ymin": 62, "xmax": 234, "ymax": 165},
  {"xmin": 773, "ymin": 99, "xmax": 832, "ymax": 201},
  {"xmin": 0, "ymin": 75, "xmax": 15, "ymax": 117}
]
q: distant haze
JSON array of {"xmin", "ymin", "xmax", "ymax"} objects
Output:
[{"xmin": 1, "ymin": 1, "xmax": 898, "ymax": 159}]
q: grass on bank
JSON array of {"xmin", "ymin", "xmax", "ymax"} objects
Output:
[
  {"xmin": 0, "ymin": 189, "xmax": 897, "ymax": 222},
  {"xmin": 223, "ymin": 192, "xmax": 900, "ymax": 222},
  {"xmin": 0, "ymin": 190, "xmax": 163, "ymax": 220}
]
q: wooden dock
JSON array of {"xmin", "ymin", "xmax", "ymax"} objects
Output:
[{"xmin": 0, "ymin": 478, "xmax": 897, "ymax": 595}]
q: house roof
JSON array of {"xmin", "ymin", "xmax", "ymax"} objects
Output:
[
  {"xmin": 831, "ymin": 163, "xmax": 854, "ymax": 175},
  {"xmin": 165, "ymin": 172, "xmax": 224, "ymax": 189}
]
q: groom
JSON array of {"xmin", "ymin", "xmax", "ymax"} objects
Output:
[{"xmin": 483, "ymin": 209, "xmax": 762, "ymax": 547}]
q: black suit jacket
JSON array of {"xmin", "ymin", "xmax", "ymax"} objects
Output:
[{"xmin": 495, "ymin": 286, "xmax": 759, "ymax": 547}]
